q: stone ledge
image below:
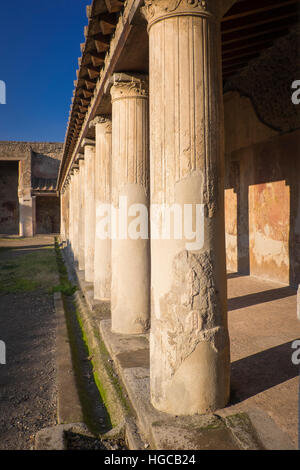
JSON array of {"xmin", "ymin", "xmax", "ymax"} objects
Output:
[
  {"xmin": 59, "ymin": 240, "xmax": 269, "ymax": 450},
  {"xmin": 99, "ymin": 319, "xmax": 264, "ymax": 450},
  {"xmin": 54, "ymin": 292, "xmax": 84, "ymax": 425}
]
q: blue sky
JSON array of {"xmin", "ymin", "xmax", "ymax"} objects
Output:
[{"xmin": 0, "ymin": 0, "xmax": 88, "ymax": 142}]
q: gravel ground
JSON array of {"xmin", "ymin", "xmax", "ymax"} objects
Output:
[
  {"xmin": 65, "ymin": 429, "xmax": 127, "ymax": 450},
  {"xmin": 0, "ymin": 239, "xmax": 57, "ymax": 450},
  {"xmin": 0, "ymin": 292, "xmax": 57, "ymax": 450}
]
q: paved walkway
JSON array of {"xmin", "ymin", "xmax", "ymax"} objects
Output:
[
  {"xmin": 223, "ymin": 273, "xmax": 299, "ymax": 448},
  {"xmin": 0, "ymin": 235, "xmax": 57, "ymax": 449}
]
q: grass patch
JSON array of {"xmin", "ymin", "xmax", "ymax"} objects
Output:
[
  {"xmin": 0, "ymin": 246, "xmax": 59, "ymax": 293},
  {"xmin": 52, "ymin": 239, "xmax": 77, "ymax": 296}
]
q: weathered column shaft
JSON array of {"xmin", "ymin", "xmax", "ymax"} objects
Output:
[
  {"xmin": 142, "ymin": 0, "xmax": 230, "ymax": 414},
  {"xmin": 69, "ymin": 176, "xmax": 74, "ymax": 255},
  {"xmin": 18, "ymin": 190, "xmax": 34, "ymax": 237},
  {"xmin": 61, "ymin": 185, "xmax": 70, "ymax": 243},
  {"xmin": 60, "ymin": 191, "xmax": 66, "ymax": 241},
  {"xmin": 110, "ymin": 74, "xmax": 150, "ymax": 334},
  {"xmin": 78, "ymin": 159, "xmax": 86, "ymax": 271},
  {"xmin": 72, "ymin": 168, "xmax": 80, "ymax": 262},
  {"xmin": 64, "ymin": 180, "xmax": 71, "ymax": 247},
  {"xmin": 91, "ymin": 116, "xmax": 112, "ymax": 300},
  {"xmin": 18, "ymin": 153, "xmax": 34, "ymax": 237},
  {"xmin": 83, "ymin": 141, "xmax": 95, "ymax": 283}
]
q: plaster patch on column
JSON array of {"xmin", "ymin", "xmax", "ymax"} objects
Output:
[
  {"xmin": 157, "ymin": 249, "xmax": 225, "ymax": 378},
  {"xmin": 134, "ymin": 316, "xmax": 150, "ymax": 332}
]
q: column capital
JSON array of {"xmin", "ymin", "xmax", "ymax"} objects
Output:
[
  {"xmin": 89, "ymin": 115, "xmax": 112, "ymax": 133},
  {"xmin": 70, "ymin": 165, "xmax": 79, "ymax": 175},
  {"xmin": 75, "ymin": 151, "xmax": 84, "ymax": 163},
  {"xmin": 81, "ymin": 138, "xmax": 95, "ymax": 149},
  {"xmin": 141, "ymin": 0, "xmax": 223, "ymax": 29},
  {"xmin": 110, "ymin": 73, "xmax": 148, "ymax": 102}
]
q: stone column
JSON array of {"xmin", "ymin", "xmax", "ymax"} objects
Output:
[
  {"xmin": 82, "ymin": 139, "xmax": 95, "ymax": 283},
  {"xmin": 18, "ymin": 155, "xmax": 33, "ymax": 237},
  {"xmin": 90, "ymin": 116, "xmax": 112, "ymax": 301},
  {"xmin": 68, "ymin": 174, "xmax": 74, "ymax": 257},
  {"xmin": 60, "ymin": 190, "xmax": 66, "ymax": 241},
  {"xmin": 65, "ymin": 180, "xmax": 71, "ymax": 250},
  {"xmin": 18, "ymin": 189, "xmax": 34, "ymax": 237},
  {"xmin": 142, "ymin": 0, "xmax": 230, "ymax": 415},
  {"xmin": 60, "ymin": 186, "xmax": 69, "ymax": 242},
  {"xmin": 72, "ymin": 167, "xmax": 80, "ymax": 262},
  {"xmin": 78, "ymin": 158, "xmax": 86, "ymax": 271},
  {"xmin": 110, "ymin": 73, "xmax": 150, "ymax": 334}
]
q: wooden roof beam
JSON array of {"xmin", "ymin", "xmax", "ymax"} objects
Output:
[
  {"xmin": 223, "ymin": 50, "xmax": 260, "ymax": 64},
  {"xmin": 222, "ymin": 11, "xmax": 298, "ymax": 35},
  {"xmin": 93, "ymin": 33, "xmax": 110, "ymax": 53},
  {"xmin": 81, "ymin": 98, "xmax": 90, "ymax": 107},
  {"xmin": 223, "ymin": 60, "xmax": 251, "ymax": 72},
  {"xmin": 222, "ymin": 22, "xmax": 292, "ymax": 45},
  {"xmin": 105, "ymin": 0, "xmax": 124, "ymax": 13},
  {"xmin": 222, "ymin": 34, "xmax": 280, "ymax": 54},
  {"xmin": 90, "ymin": 51, "xmax": 106, "ymax": 67},
  {"xmin": 223, "ymin": 0, "xmax": 298, "ymax": 22},
  {"xmin": 82, "ymin": 89, "xmax": 94, "ymax": 98},
  {"xmin": 99, "ymin": 13, "xmax": 118, "ymax": 35},
  {"xmin": 85, "ymin": 78, "xmax": 97, "ymax": 90},
  {"xmin": 87, "ymin": 65, "xmax": 100, "ymax": 80}
]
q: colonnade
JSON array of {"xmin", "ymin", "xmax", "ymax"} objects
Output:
[{"xmin": 61, "ymin": 0, "xmax": 230, "ymax": 416}]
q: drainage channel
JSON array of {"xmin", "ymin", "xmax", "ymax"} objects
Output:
[
  {"xmin": 60, "ymin": 293, "xmax": 127, "ymax": 450},
  {"xmin": 54, "ymin": 237, "xmax": 127, "ymax": 450}
]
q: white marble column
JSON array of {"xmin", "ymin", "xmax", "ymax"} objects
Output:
[
  {"xmin": 142, "ymin": 0, "xmax": 230, "ymax": 415},
  {"xmin": 78, "ymin": 158, "xmax": 86, "ymax": 271},
  {"xmin": 90, "ymin": 116, "xmax": 112, "ymax": 301},
  {"xmin": 82, "ymin": 139, "xmax": 96, "ymax": 283},
  {"xmin": 110, "ymin": 73, "xmax": 150, "ymax": 334}
]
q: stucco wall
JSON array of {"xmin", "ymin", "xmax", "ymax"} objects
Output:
[{"xmin": 224, "ymin": 91, "xmax": 300, "ymax": 286}]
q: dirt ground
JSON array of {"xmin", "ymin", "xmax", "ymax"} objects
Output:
[{"xmin": 0, "ymin": 235, "xmax": 58, "ymax": 450}]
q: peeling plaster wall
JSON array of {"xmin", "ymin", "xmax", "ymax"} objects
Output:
[{"xmin": 224, "ymin": 92, "xmax": 300, "ymax": 286}]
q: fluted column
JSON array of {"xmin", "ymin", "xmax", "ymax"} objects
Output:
[
  {"xmin": 65, "ymin": 179, "xmax": 71, "ymax": 246},
  {"xmin": 142, "ymin": 0, "xmax": 230, "ymax": 415},
  {"xmin": 61, "ymin": 183, "xmax": 70, "ymax": 243},
  {"xmin": 78, "ymin": 158, "xmax": 86, "ymax": 271},
  {"xmin": 72, "ymin": 167, "xmax": 80, "ymax": 262},
  {"xmin": 110, "ymin": 73, "xmax": 150, "ymax": 334},
  {"xmin": 60, "ymin": 189, "xmax": 66, "ymax": 241},
  {"xmin": 69, "ymin": 174, "xmax": 74, "ymax": 257},
  {"xmin": 90, "ymin": 116, "xmax": 112, "ymax": 301},
  {"xmin": 82, "ymin": 139, "xmax": 95, "ymax": 283}
]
